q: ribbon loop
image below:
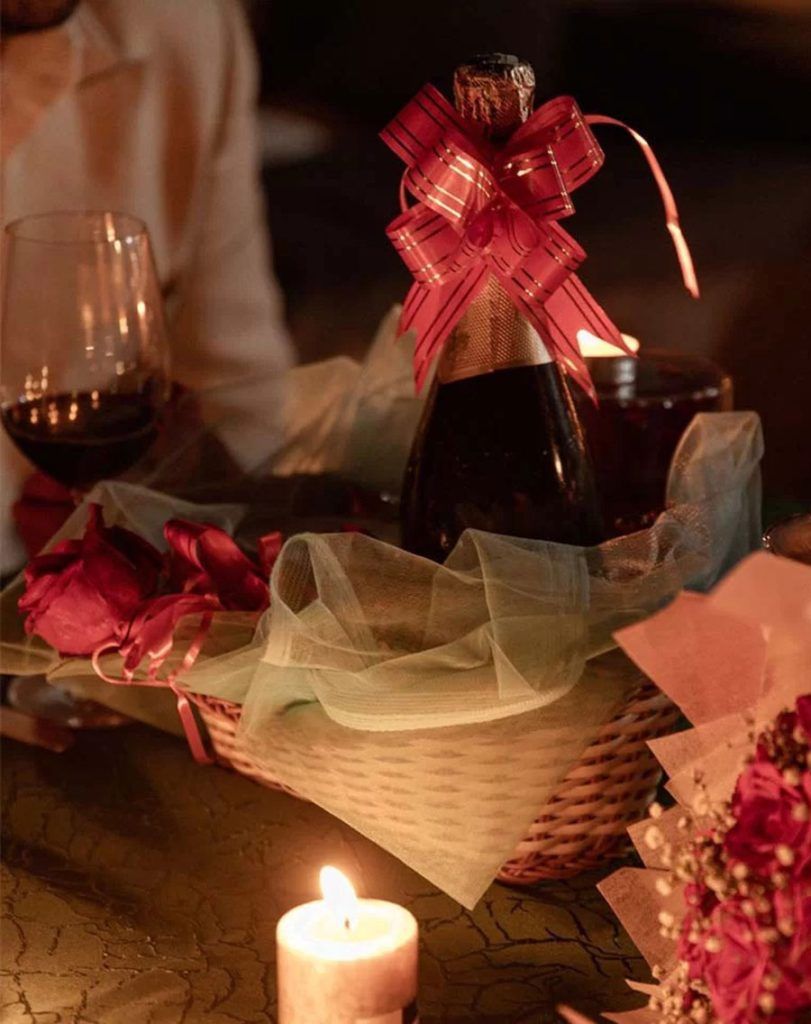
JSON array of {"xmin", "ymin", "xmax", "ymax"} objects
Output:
[{"xmin": 381, "ymin": 86, "xmax": 698, "ymax": 391}]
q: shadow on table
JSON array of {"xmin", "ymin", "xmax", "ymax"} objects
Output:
[{"xmin": 1, "ymin": 833, "xmax": 142, "ymax": 923}]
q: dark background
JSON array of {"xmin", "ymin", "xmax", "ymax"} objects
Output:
[{"xmin": 245, "ymin": 0, "xmax": 811, "ymax": 504}]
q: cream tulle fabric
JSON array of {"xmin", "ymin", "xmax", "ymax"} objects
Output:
[{"xmin": 0, "ymin": 309, "xmax": 763, "ymax": 904}]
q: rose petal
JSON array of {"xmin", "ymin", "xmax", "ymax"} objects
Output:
[
  {"xmin": 26, "ymin": 562, "xmax": 125, "ymax": 655},
  {"xmin": 106, "ymin": 524, "xmax": 163, "ymax": 592},
  {"xmin": 165, "ymin": 518, "xmax": 268, "ymax": 612},
  {"xmin": 197, "ymin": 528, "xmax": 268, "ymax": 611},
  {"xmin": 18, "ymin": 503, "xmax": 159, "ymax": 657}
]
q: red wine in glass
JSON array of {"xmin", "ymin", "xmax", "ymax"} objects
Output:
[
  {"xmin": 1, "ymin": 212, "xmax": 169, "ymax": 492},
  {"xmin": 2, "ymin": 384, "xmax": 162, "ymax": 490}
]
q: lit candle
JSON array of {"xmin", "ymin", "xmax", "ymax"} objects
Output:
[{"xmin": 276, "ymin": 866, "xmax": 419, "ymax": 1023}]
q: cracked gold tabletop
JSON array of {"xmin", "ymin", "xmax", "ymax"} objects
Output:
[{"xmin": 1, "ymin": 725, "xmax": 649, "ymax": 1023}]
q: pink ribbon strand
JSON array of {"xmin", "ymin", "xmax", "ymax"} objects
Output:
[
  {"xmin": 91, "ymin": 605, "xmax": 216, "ymax": 765},
  {"xmin": 584, "ymin": 115, "xmax": 700, "ymax": 300}
]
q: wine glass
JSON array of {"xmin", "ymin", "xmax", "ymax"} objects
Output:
[
  {"xmin": 1, "ymin": 211, "xmax": 170, "ymax": 726},
  {"xmin": 2, "ymin": 211, "xmax": 169, "ymax": 491}
]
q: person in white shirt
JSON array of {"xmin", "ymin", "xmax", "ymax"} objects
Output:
[{"xmin": 1, "ymin": 0, "xmax": 294, "ymax": 570}]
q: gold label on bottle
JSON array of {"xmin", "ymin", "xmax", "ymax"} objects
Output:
[{"xmin": 436, "ymin": 276, "xmax": 551, "ymax": 385}]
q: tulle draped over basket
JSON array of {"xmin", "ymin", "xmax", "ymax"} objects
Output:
[{"xmin": 0, "ymin": 311, "xmax": 764, "ymax": 905}]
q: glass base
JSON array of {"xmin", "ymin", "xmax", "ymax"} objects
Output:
[{"xmin": 6, "ymin": 675, "xmax": 131, "ymax": 729}]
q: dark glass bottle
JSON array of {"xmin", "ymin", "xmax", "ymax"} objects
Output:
[{"xmin": 400, "ymin": 54, "xmax": 604, "ymax": 561}]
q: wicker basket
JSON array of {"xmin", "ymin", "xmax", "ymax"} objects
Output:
[{"xmin": 190, "ymin": 679, "xmax": 679, "ymax": 885}]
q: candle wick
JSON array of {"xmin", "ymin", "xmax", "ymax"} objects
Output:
[{"xmin": 343, "ymin": 916, "xmax": 351, "ymax": 932}]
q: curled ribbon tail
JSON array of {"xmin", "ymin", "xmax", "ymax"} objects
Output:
[
  {"xmin": 90, "ymin": 598, "xmax": 218, "ymax": 765},
  {"xmin": 170, "ymin": 685, "xmax": 215, "ymax": 765},
  {"xmin": 585, "ymin": 114, "xmax": 700, "ymax": 299}
]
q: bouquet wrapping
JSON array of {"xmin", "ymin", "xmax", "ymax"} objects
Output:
[{"xmin": 588, "ymin": 552, "xmax": 811, "ymax": 1024}]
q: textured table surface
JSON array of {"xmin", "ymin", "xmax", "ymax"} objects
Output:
[{"xmin": 1, "ymin": 725, "xmax": 649, "ymax": 1024}]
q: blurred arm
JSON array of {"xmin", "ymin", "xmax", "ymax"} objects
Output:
[{"xmin": 167, "ymin": 0, "xmax": 295, "ymax": 465}]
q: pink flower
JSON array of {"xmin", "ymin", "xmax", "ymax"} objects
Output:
[
  {"xmin": 680, "ymin": 885, "xmax": 811, "ymax": 1024},
  {"xmin": 19, "ymin": 504, "xmax": 162, "ymax": 656},
  {"xmin": 702, "ymin": 899, "xmax": 772, "ymax": 1024},
  {"xmin": 164, "ymin": 520, "xmax": 279, "ymax": 612},
  {"xmin": 773, "ymin": 881, "xmax": 811, "ymax": 1005},
  {"xmin": 725, "ymin": 761, "xmax": 811, "ymax": 878}
]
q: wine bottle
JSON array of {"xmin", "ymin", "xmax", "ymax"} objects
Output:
[{"xmin": 400, "ymin": 54, "xmax": 604, "ymax": 561}]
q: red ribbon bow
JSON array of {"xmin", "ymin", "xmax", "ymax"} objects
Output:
[{"xmin": 382, "ymin": 85, "xmax": 699, "ymax": 397}]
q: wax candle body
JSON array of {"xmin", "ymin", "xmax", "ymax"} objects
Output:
[{"xmin": 277, "ymin": 898, "xmax": 418, "ymax": 1023}]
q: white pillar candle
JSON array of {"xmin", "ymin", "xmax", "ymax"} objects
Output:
[{"xmin": 277, "ymin": 867, "xmax": 419, "ymax": 1024}]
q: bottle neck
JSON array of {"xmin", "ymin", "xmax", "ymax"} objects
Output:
[
  {"xmin": 439, "ymin": 56, "xmax": 550, "ymax": 386},
  {"xmin": 436, "ymin": 276, "xmax": 552, "ymax": 385}
]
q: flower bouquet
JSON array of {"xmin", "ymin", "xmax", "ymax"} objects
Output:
[{"xmin": 559, "ymin": 551, "xmax": 811, "ymax": 1024}]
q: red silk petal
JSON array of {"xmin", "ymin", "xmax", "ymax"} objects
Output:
[
  {"xmin": 164, "ymin": 518, "xmax": 207, "ymax": 564},
  {"xmin": 197, "ymin": 529, "xmax": 268, "ymax": 611},
  {"xmin": 164, "ymin": 518, "xmax": 269, "ymax": 612}
]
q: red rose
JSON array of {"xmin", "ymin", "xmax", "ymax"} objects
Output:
[
  {"xmin": 19, "ymin": 504, "xmax": 162, "ymax": 657},
  {"xmin": 725, "ymin": 761, "xmax": 811, "ymax": 878},
  {"xmin": 701, "ymin": 899, "xmax": 770, "ymax": 1024},
  {"xmin": 773, "ymin": 881, "xmax": 811, "ymax": 1009},
  {"xmin": 702, "ymin": 895, "xmax": 811, "ymax": 1024},
  {"xmin": 678, "ymin": 878, "xmax": 721, "ymax": 984},
  {"xmin": 164, "ymin": 519, "xmax": 275, "ymax": 612}
]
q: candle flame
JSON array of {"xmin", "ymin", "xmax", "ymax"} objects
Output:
[
  {"xmin": 319, "ymin": 866, "xmax": 358, "ymax": 931},
  {"xmin": 577, "ymin": 329, "xmax": 641, "ymax": 358}
]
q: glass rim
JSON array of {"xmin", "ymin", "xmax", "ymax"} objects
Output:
[
  {"xmin": 4, "ymin": 210, "xmax": 149, "ymax": 246},
  {"xmin": 599, "ymin": 379, "xmax": 732, "ymax": 407},
  {"xmin": 585, "ymin": 349, "xmax": 733, "ymax": 405},
  {"xmin": 763, "ymin": 511, "xmax": 811, "ymax": 554}
]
